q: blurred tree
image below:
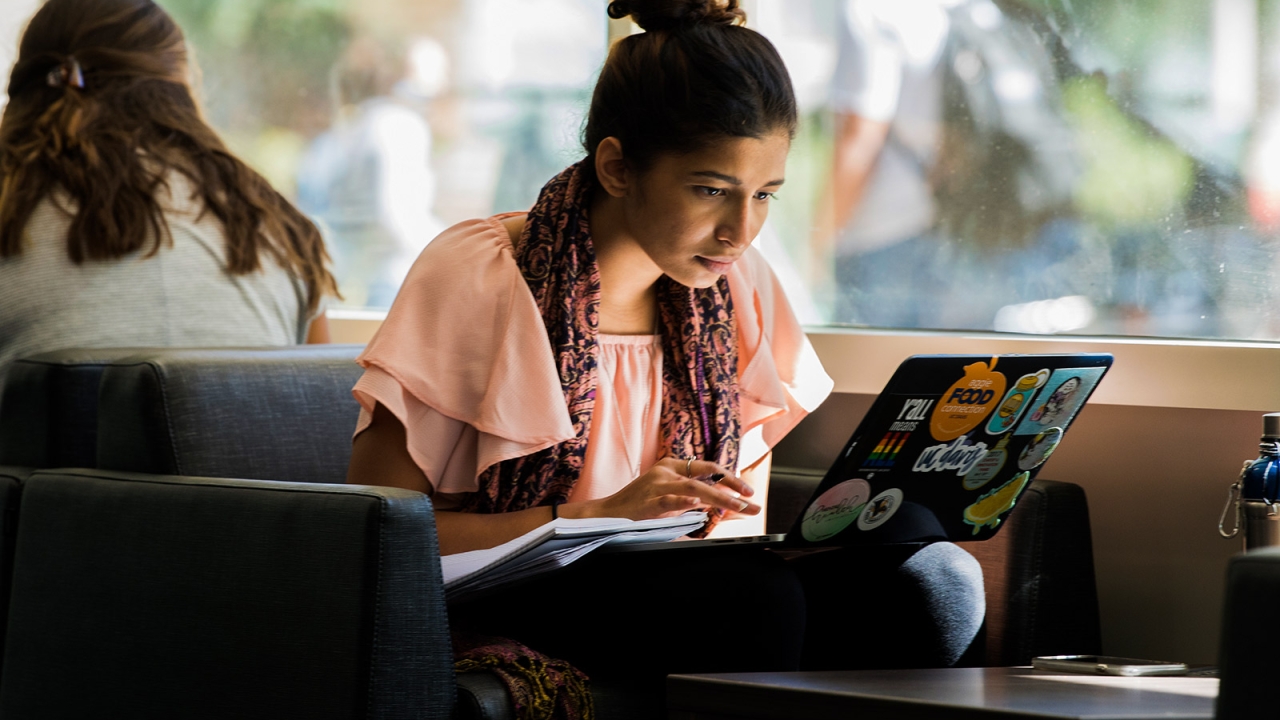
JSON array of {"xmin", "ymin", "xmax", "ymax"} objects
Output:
[{"xmin": 159, "ymin": 0, "xmax": 351, "ymax": 193}]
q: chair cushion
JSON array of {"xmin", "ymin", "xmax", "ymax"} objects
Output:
[
  {"xmin": 0, "ymin": 469, "xmax": 454, "ymax": 720},
  {"xmin": 95, "ymin": 346, "xmax": 364, "ymax": 483},
  {"xmin": 0, "ymin": 348, "xmax": 150, "ymax": 468}
]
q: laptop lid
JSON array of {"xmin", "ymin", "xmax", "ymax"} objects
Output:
[{"xmin": 786, "ymin": 353, "xmax": 1112, "ymax": 547}]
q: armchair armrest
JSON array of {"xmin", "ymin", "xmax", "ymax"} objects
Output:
[{"xmin": 0, "ymin": 469, "xmax": 455, "ymax": 719}]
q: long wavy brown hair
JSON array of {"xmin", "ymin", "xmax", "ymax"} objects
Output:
[{"xmin": 0, "ymin": 0, "xmax": 337, "ymax": 314}]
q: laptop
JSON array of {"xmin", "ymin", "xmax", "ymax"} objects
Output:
[{"xmin": 603, "ymin": 353, "xmax": 1113, "ymax": 552}]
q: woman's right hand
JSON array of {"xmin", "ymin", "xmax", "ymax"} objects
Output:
[{"xmin": 571, "ymin": 457, "xmax": 762, "ymax": 521}]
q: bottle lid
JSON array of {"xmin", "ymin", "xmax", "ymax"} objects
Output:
[{"xmin": 1265, "ymin": 413, "xmax": 1280, "ymax": 439}]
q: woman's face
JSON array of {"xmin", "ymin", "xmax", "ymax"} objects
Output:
[{"xmin": 622, "ymin": 131, "xmax": 790, "ymax": 288}]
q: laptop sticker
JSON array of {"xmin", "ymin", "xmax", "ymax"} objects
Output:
[
  {"xmin": 863, "ymin": 431, "xmax": 911, "ymax": 470},
  {"xmin": 913, "ymin": 433, "xmax": 990, "ymax": 476},
  {"xmin": 857, "ymin": 488, "xmax": 904, "ymax": 531},
  {"xmin": 894, "ymin": 398, "xmax": 934, "ymax": 431},
  {"xmin": 801, "ymin": 478, "xmax": 872, "ymax": 542},
  {"xmin": 986, "ymin": 369, "xmax": 1050, "ymax": 435},
  {"xmin": 1014, "ymin": 367, "xmax": 1106, "ymax": 436},
  {"xmin": 1017, "ymin": 427, "xmax": 1063, "ymax": 470},
  {"xmin": 963, "ymin": 435, "xmax": 1010, "ymax": 490},
  {"xmin": 963, "ymin": 471, "xmax": 1030, "ymax": 534},
  {"xmin": 930, "ymin": 358, "xmax": 1007, "ymax": 441}
]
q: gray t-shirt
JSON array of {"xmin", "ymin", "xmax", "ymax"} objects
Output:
[{"xmin": 0, "ymin": 174, "xmax": 312, "ymax": 388}]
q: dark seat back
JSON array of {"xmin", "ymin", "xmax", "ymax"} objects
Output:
[
  {"xmin": 95, "ymin": 346, "xmax": 364, "ymax": 483},
  {"xmin": 0, "ymin": 469, "xmax": 454, "ymax": 720},
  {"xmin": 0, "ymin": 348, "xmax": 150, "ymax": 468}
]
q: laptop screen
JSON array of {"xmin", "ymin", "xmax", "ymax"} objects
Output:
[{"xmin": 789, "ymin": 353, "xmax": 1113, "ymax": 546}]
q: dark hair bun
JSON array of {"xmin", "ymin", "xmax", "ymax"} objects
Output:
[{"xmin": 607, "ymin": 0, "xmax": 746, "ymax": 31}]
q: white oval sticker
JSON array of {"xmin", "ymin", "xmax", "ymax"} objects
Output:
[{"xmin": 801, "ymin": 478, "xmax": 872, "ymax": 542}]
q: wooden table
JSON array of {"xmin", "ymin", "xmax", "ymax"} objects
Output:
[{"xmin": 667, "ymin": 666, "xmax": 1217, "ymax": 720}]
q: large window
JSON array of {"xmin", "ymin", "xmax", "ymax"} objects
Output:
[
  {"xmin": 159, "ymin": 0, "xmax": 605, "ymax": 309},
  {"xmin": 756, "ymin": 0, "xmax": 1280, "ymax": 341},
  {"xmin": 6, "ymin": 0, "xmax": 1280, "ymax": 343}
]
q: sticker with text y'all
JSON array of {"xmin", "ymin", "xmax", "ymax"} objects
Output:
[
  {"xmin": 862, "ymin": 431, "xmax": 912, "ymax": 470},
  {"xmin": 801, "ymin": 478, "xmax": 871, "ymax": 542},
  {"xmin": 930, "ymin": 358, "xmax": 1007, "ymax": 441}
]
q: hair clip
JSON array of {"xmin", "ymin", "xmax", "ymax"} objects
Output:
[
  {"xmin": 66, "ymin": 58, "xmax": 85, "ymax": 89},
  {"xmin": 45, "ymin": 57, "xmax": 85, "ymax": 90}
]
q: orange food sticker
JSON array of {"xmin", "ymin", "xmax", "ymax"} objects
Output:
[{"xmin": 929, "ymin": 358, "xmax": 1008, "ymax": 441}]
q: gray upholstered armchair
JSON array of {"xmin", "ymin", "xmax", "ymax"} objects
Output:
[{"xmin": 0, "ymin": 345, "xmax": 1106, "ymax": 719}]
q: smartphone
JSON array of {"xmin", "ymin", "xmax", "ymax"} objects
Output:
[{"xmin": 1031, "ymin": 655, "xmax": 1190, "ymax": 677}]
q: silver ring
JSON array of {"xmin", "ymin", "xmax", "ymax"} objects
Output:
[{"xmin": 685, "ymin": 458, "xmax": 694, "ymax": 478}]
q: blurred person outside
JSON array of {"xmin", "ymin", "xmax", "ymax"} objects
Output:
[
  {"xmin": 817, "ymin": 0, "xmax": 1084, "ymax": 330},
  {"xmin": 0, "ymin": 0, "xmax": 338, "ymax": 391},
  {"xmin": 297, "ymin": 36, "xmax": 447, "ymax": 309}
]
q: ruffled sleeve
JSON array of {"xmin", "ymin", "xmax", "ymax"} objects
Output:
[
  {"xmin": 352, "ymin": 215, "xmax": 575, "ymax": 495},
  {"xmin": 726, "ymin": 246, "xmax": 835, "ymax": 469},
  {"xmin": 352, "ymin": 219, "xmax": 832, "ymax": 491}
]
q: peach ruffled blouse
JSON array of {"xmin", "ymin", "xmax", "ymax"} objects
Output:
[{"xmin": 352, "ymin": 214, "xmax": 833, "ymax": 510}]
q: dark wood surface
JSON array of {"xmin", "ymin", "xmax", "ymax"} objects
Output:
[{"xmin": 666, "ymin": 667, "xmax": 1217, "ymax": 720}]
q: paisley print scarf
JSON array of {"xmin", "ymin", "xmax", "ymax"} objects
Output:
[{"xmin": 463, "ymin": 160, "xmax": 741, "ymax": 514}]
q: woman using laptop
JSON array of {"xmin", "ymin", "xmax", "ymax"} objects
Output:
[{"xmin": 348, "ymin": 0, "xmax": 983, "ymax": 709}]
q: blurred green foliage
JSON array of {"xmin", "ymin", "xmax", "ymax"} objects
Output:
[
  {"xmin": 1064, "ymin": 75, "xmax": 1196, "ymax": 227},
  {"xmin": 158, "ymin": 0, "xmax": 352, "ymax": 193},
  {"xmin": 161, "ymin": 0, "xmax": 349, "ymax": 129}
]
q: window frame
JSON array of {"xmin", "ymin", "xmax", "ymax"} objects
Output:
[
  {"xmin": 330, "ymin": 308, "xmax": 1276, "ymax": 412},
  {"xmin": 807, "ymin": 327, "xmax": 1278, "ymax": 412}
]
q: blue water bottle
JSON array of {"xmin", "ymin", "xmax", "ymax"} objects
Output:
[{"xmin": 1221, "ymin": 413, "xmax": 1280, "ymax": 549}]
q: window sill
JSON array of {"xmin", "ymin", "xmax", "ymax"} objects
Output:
[
  {"xmin": 807, "ymin": 327, "xmax": 1280, "ymax": 412},
  {"xmin": 327, "ymin": 308, "xmax": 387, "ymax": 345},
  {"xmin": 327, "ymin": 309, "xmax": 1279, "ymax": 413}
]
